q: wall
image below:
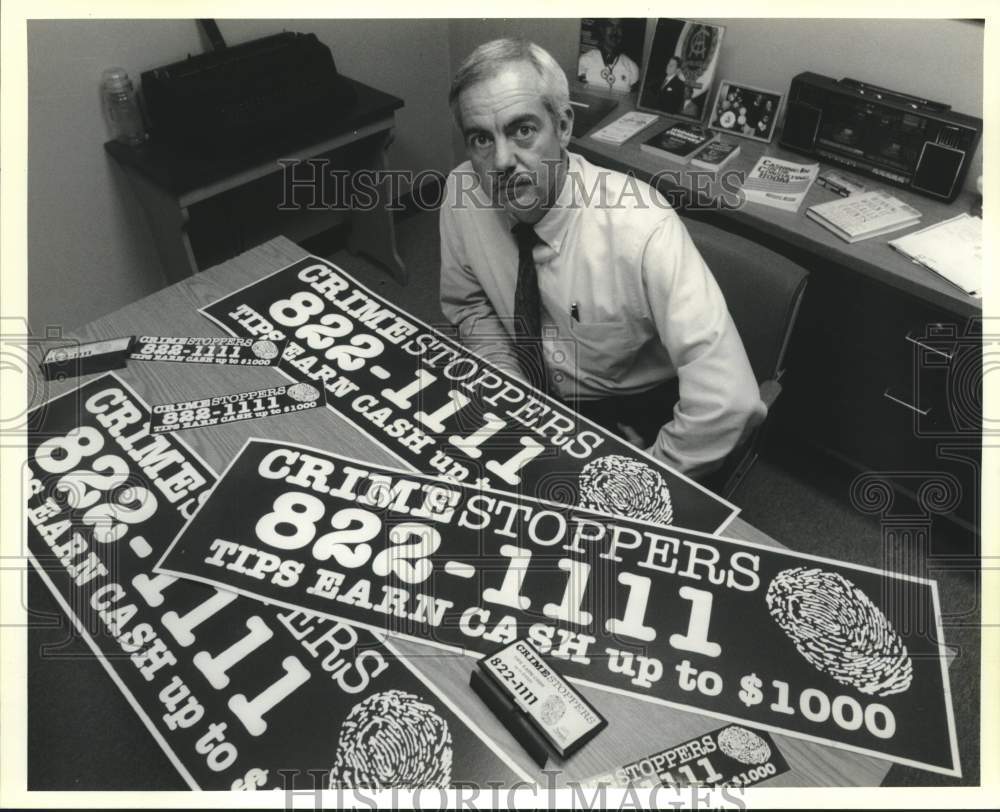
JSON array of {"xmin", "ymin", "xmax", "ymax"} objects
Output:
[
  {"xmin": 28, "ymin": 18, "xmax": 983, "ymax": 333},
  {"xmin": 448, "ymin": 18, "xmax": 984, "ymax": 182},
  {"xmin": 27, "ymin": 19, "xmax": 456, "ymax": 333},
  {"xmin": 707, "ymin": 18, "xmax": 984, "ymax": 188}
]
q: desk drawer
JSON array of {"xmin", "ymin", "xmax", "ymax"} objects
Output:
[{"xmin": 780, "ymin": 275, "xmax": 981, "ymax": 531}]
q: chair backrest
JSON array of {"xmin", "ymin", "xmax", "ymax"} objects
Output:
[{"xmin": 684, "ymin": 218, "xmax": 809, "ymax": 383}]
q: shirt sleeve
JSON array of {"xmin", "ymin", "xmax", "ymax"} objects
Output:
[
  {"xmin": 438, "ymin": 192, "xmax": 523, "ymax": 378},
  {"xmin": 639, "ymin": 212, "xmax": 767, "ymax": 477}
]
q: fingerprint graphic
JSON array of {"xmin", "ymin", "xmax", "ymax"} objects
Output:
[
  {"xmin": 328, "ymin": 690, "xmax": 453, "ymax": 788},
  {"xmin": 766, "ymin": 567, "xmax": 913, "ymax": 697},
  {"xmin": 287, "ymin": 383, "xmax": 321, "ymax": 403},
  {"xmin": 539, "ymin": 695, "xmax": 566, "ymax": 726},
  {"xmin": 251, "ymin": 340, "xmax": 280, "ymax": 360},
  {"xmin": 717, "ymin": 726, "xmax": 771, "ymax": 765},
  {"xmin": 578, "ymin": 455, "xmax": 673, "ymax": 525}
]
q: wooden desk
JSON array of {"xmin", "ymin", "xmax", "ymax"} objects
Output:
[
  {"xmin": 105, "ymin": 77, "xmax": 406, "ymax": 285},
  {"xmin": 569, "ymin": 84, "xmax": 981, "ymax": 319},
  {"xmin": 28, "ymin": 236, "xmax": 895, "ymax": 789},
  {"xmin": 570, "ymin": 86, "xmax": 983, "ymax": 535}
]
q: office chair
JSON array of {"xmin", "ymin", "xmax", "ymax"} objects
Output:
[{"xmin": 683, "ymin": 217, "xmax": 810, "ymax": 499}]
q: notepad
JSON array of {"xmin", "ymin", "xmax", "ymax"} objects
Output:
[
  {"xmin": 889, "ymin": 213, "xmax": 982, "ymax": 296},
  {"xmin": 806, "ymin": 191, "xmax": 922, "ymax": 243}
]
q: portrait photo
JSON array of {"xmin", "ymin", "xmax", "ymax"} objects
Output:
[
  {"xmin": 637, "ymin": 19, "xmax": 726, "ymax": 121},
  {"xmin": 708, "ymin": 80, "xmax": 784, "ymax": 142},
  {"xmin": 576, "ymin": 18, "xmax": 647, "ymax": 94}
]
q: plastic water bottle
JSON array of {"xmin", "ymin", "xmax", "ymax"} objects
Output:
[{"xmin": 101, "ymin": 67, "xmax": 146, "ymax": 146}]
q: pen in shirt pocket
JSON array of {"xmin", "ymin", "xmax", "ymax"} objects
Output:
[{"xmin": 570, "ymin": 302, "xmax": 580, "ymax": 322}]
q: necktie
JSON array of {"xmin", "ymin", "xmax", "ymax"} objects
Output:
[{"xmin": 511, "ymin": 222, "xmax": 550, "ymax": 395}]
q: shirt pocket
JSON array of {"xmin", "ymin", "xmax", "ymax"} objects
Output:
[{"xmin": 566, "ymin": 319, "xmax": 640, "ymax": 382}]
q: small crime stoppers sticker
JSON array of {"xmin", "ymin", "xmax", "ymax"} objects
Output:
[
  {"xmin": 592, "ymin": 723, "xmax": 790, "ymax": 789},
  {"xmin": 149, "ymin": 383, "xmax": 326, "ymax": 433},
  {"xmin": 129, "ymin": 336, "xmax": 289, "ymax": 366}
]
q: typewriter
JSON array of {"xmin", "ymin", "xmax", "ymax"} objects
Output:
[{"xmin": 141, "ymin": 22, "xmax": 357, "ymax": 156}]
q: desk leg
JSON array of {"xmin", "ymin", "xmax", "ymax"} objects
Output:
[
  {"xmin": 348, "ymin": 128, "xmax": 408, "ymax": 285},
  {"xmin": 122, "ymin": 167, "xmax": 200, "ymax": 283}
]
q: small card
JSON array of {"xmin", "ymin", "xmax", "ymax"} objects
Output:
[
  {"xmin": 40, "ymin": 336, "xmax": 135, "ymax": 380},
  {"xmin": 129, "ymin": 335, "xmax": 288, "ymax": 366},
  {"xmin": 584, "ymin": 723, "xmax": 790, "ymax": 789},
  {"xmin": 478, "ymin": 639, "xmax": 606, "ymax": 759},
  {"xmin": 149, "ymin": 382, "xmax": 326, "ymax": 433}
]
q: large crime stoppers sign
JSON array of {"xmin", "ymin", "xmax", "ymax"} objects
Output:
[
  {"xmin": 159, "ymin": 438, "xmax": 961, "ymax": 778},
  {"xmin": 25, "ymin": 375, "xmax": 527, "ymax": 789},
  {"xmin": 200, "ymin": 255, "xmax": 737, "ymax": 534}
]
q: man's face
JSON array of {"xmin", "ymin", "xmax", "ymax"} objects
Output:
[
  {"xmin": 599, "ymin": 21, "xmax": 624, "ymax": 55},
  {"xmin": 666, "ymin": 57, "xmax": 680, "ymax": 77},
  {"xmin": 457, "ymin": 62, "xmax": 572, "ymax": 223}
]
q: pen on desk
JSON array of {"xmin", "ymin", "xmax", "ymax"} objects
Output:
[{"xmin": 570, "ymin": 302, "xmax": 580, "ymax": 322}]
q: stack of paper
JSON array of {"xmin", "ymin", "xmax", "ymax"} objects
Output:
[{"xmin": 889, "ymin": 213, "xmax": 982, "ymax": 296}]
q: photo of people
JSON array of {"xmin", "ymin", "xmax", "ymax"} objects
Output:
[
  {"xmin": 576, "ymin": 18, "xmax": 647, "ymax": 94},
  {"xmin": 708, "ymin": 81, "xmax": 784, "ymax": 142},
  {"xmin": 637, "ymin": 19, "xmax": 725, "ymax": 121}
]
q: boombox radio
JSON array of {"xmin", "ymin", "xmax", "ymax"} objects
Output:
[{"xmin": 779, "ymin": 72, "xmax": 982, "ymax": 202}]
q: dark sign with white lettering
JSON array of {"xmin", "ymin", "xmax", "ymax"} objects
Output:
[
  {"xmin": 129, "ymin": 335, "xmax": 288, "ymax": 366},
  {"xmin": 158, "ymin": 438, "xmax": 960, "ymax": 777},
  {"xmin": 586, "ymin": 723, "xmax": 790, "ymax": 788},
  {"xmin": 200, "ymin": 256, "xmax": 736, "ymax": 533},
  {"xmin": 26, "ymin": 375, "xmax": 527, "ymax": 789},
  {"xmin": 149, "ymin": 382, "xmax": 326, "ymax": 434}
]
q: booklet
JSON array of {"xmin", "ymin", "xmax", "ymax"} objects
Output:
[
  {"xmin": 590, "ymin": 111, "xmax": 660, "ymax": 145},
  {"xmin": 807, "ymin": 190, "xmax": 922, "ymax": 243},
  {"xmin": 741, "ymin": 157, "xmax": 819, "ymax": 213},
  {"xmin": 639, "ymin": 122, "xmax": 717, "ymax": 165}
]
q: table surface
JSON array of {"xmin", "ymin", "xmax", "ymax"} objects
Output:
[
  {"xmin": 568, "ymin": 83, "xmax": 982, "ymax": 319},
  {"xmin": 105, "ymin": 76, "xmax": 403, "ymax": 198},
  {"xmin": 36, "ymin": 236, "xmax": 895, "ymax": 789}
]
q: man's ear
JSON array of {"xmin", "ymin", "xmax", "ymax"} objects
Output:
[{"xmin": 558, "ymin": 106, "xmax": 574, "ymax": 147}]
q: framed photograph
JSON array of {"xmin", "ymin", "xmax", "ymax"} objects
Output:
[
  {"xmin": 577, "ymin": 18, "xmax": 647, "ymax": 94},
  {"xmin": 637, "ymin": 19, "xmax": 725, "ymax": 122},
  {"xmin": 708, "ymin": 80, "xmax": 784, "ymax": 143}
]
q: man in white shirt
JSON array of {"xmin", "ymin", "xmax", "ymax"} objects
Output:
[
  {"xmin": 577, "ymin": 18, "xmax": 640, "ymax": 93},
  {"xmin": 440, "ymin": 38, "xmax": 764, "ymax": 478}
]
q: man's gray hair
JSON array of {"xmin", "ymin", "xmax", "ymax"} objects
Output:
[{"xmin": 449, "ymin": 38, "xmax": 570, "ymax": 128}]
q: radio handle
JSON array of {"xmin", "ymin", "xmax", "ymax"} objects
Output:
[{"xmin": 838, "ymin": 77, "xmax": 950, "ymax": 112}]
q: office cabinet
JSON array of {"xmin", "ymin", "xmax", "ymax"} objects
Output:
[{"xmin": 781, "ymin": 265, "xmax": 981, "ymax": 539}]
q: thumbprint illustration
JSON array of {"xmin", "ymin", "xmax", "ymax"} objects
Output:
[
  {"xmin": 287, "ymin": 382, "xmax": 321, "ymax": 403},
  {"xmin": 717, "ymin": 726, "xmax": 771, "ymax": 765},
  {"xmin": 328, "ymin": 690, "xmax": 453, "ymax": 788},
  {"xmin": 766, "ymin": 567, "xmax": 913, "ymax": 697},
  {"xmin": 250, "ymin": 339, "xmax": 280, "ymax": 360},
  {"xmin": 539, "ymin": 695, "xmax": 566, "ymax": 726},
  {"xmin": 578, "ymin": 455, "xmax": 674, "ymax": 525}
]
